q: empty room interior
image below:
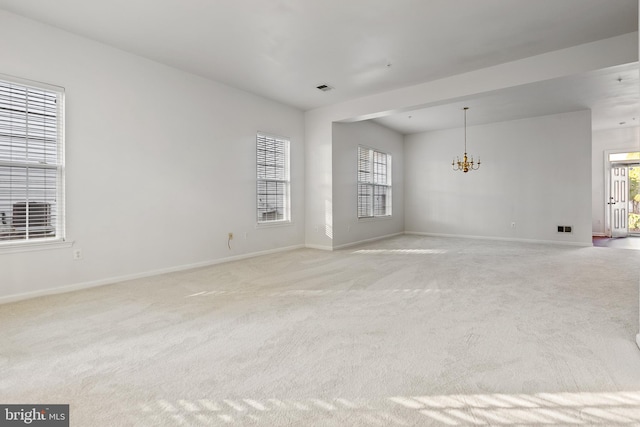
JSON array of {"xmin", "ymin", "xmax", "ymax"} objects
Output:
[{"xmin": 2, "ymin": 1, "xmax": 640, "ymax": 426}]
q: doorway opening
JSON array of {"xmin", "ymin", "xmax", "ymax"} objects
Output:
[{"xmin": 607, "ymin": 152, "xmax": 640, "ymax": 238}]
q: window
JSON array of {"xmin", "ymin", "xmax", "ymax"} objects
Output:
[
  {"xmin": 358, "ymin": 146, "xmax": 391, "ymax": 218},
  {"xmin": 610, "ymin": 152, "xmax": 640, "ymax": 162},
  {"xmin": 0, "ymin": 76, "xmax": 65, "ymax": 244},
  {"xmin": 257, "ymin": 133, "xmax": 290, "ymax": 223}
]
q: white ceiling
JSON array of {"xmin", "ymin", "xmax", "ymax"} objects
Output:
[
  {"xmin": 374, "ymin": 62, "xmax": 640, "ymax": 134},
  {"xmin": 0, "ymin": 0, "xmax": 637, "ymax": 132}
]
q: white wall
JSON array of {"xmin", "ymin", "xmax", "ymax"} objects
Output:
[
  {"xmin": 332, "ymin": 121, "xmax": 404, "ymax": 248},
  {"xmin": 592, "ymin": 126, "xmax": 640, "ymax": 236},
  {"xmin": 404, "ymin": 111, "xmax": 593, "ymax": 245},
  {"xmin": 304, "ymin": 33, "xmax": 637, "ymax": 249},
  {"xmin": 0, "ymin": 11, "xmax": 305, "ymax": 302},
  {"xmin": 304, "ymin": 111, "xmax": 333, "ymax": 250}
]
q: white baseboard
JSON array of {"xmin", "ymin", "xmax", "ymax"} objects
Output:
[
  {"xmin": 0, "ymin": 231, "xmax": 597, "ymax": 305},
  {"xmin": 304, "ymin": 244, "xmax": 333, "ymax": 251},
  {"xmin": 0, "ymin": 244, "xmax": 305, "ymax": 305},
  {"xmin": 404, "ymin": 231, "xmax": 592, "ymax": 247},
  {"xmin": 636, "ymin": 334, "xmax": 640, "ymax": 351},
  {"xmin": 332, "ymin": 232, "xmax": 405, "ymax": 250}
]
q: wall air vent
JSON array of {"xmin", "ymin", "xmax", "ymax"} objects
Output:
[{"xmin": 316, "ymin": 84, "xmax": 333, "ymax": 92}]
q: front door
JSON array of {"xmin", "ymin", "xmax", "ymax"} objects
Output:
[
  {"xmin": 610, "ymin": 165, "xmax": 628, "ymax": 238},
  {"xmin": 631, "ymin": 166, "xmax": 640, "ymax": 235}
]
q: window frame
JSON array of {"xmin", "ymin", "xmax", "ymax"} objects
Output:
[
  {"xmin": 256, "ymin": 132, "xmax": 291, "ymax": 225},
  {"xmin": 357, "ymin": 145, "xmax": 392, "ymax": 219},
  {"xmin": 0, "ymin": 74, "xmax": 66, "ymax": 250}
]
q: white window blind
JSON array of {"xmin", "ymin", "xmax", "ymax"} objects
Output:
[
  {"xmin": 0, "ymin": 77, "xmax": 65, "ymax": 244},
  {"xmin": 257, "ymin": 133, "xmax": 290, "ymax": 223},
  {"xmin": 358, "ymin": 146, "xmax": 391, "ymax": 218}
]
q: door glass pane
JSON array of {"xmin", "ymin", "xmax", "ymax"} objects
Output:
[{"xmin": 630, "ymin": 166, "xmax": 640, "ymax": 233}]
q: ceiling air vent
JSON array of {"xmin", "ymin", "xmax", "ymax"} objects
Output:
[{"xmin": 316, "ymin": 84, "xmax": 333, "ymax": 92}]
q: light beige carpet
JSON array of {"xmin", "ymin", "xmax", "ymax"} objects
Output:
[{"xmin": 2, "ymin": 235, "xmax": 640, "ymax": 426}]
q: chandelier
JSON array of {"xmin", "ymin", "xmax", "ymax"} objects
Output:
[{"xmin": 452, "ymin": 107, "xmax": 480, "ymax": 173}]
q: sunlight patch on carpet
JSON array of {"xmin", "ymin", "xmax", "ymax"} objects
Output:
[
  {"xmin": 140, "ymin": 391, "xmax": 640, "ymax": 425},
  {"xmin": 393, "ymin": 391, "xmax": 640, "ymax": 425}
]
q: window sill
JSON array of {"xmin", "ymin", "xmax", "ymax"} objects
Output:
[
  {"xmin": 0, "ymin": 238, "xmax": 74, "ymax": 254},
  {"xmin": 256, "ymin": 220, "xmax": 295, "ymax": 229},
  {"xmin": 357, "ymin": 215, "xmax": 393, "ymax": 223}
]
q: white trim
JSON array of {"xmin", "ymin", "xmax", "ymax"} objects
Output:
[
  {"xmin": 0, "ymin": 76, "xmax": 66, "ymax": 247},
  {"xmin": 304, "ymin": 243, "xmax": 333, "ymax": 251},
  {"xmin": 404, "ymin": 231, "xmax": 592, "ymax": 247},
  {"xmin": 0, "ymin": 72, "xmax": 65, "ymax": 93},
  {"xmin": 0, "ymin": 239, "xmax": 73, "ymax": 254},
  {"xmin": 57, "ymin": 90, "xmax": 67, "ymax": 242},
  {"xmin": 357, "ymin": 145, "xmax": 392, "ymax": 219},
  {"xmin": 592, "ymin": 232, "xmax": 607, "ymax": 237},
  {"xmin": 255, "ymin": 220, "xmax": 294, "ymax": 229},
  {"xmin": 357, "ymin": 215, "xmax": 393, "ymax": 223},
  {"xmin": 0, "ymin": 244, "xmax": 304, "ymax": 305},
  {"xmin": 333, "ymin": 232, "xmax": 404, "ymax": 250},
  {"xmin": 257, "ymin": 131, "xmax": 290, "ymax": 142},
  {"xmin": 256, "ymin": 132, "xmax": 291, "ymax": 224},
  {"xmin": 603, "ymin": 149, "xmax": 640, "ymax": 238}
]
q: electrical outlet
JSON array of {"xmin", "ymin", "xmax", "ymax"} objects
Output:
[
  {"xmin": 73, "ymin": 249, "xmax": 82, "ymax": 260},
  {"xmin": 228, "ymin": 232, "xmax": 233, "ymax": 240}
]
